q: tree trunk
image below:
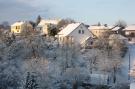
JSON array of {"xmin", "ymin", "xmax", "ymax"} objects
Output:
[
  {"xmin": 113, "ymin": 67, "xmax": 116, "ymax": 83},
  {"xmin": 72, "ymin": 80, "xmax": 78, "ymax": 89}
]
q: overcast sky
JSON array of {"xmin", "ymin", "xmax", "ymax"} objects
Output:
[{"xmin": 0, "ymin": 0, "xmax": 135, "ymax": 25}]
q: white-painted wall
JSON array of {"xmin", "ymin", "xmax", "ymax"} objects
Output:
[{"xmin": 68, "ymin": 24, "xmax": 92, "ymax": 44}]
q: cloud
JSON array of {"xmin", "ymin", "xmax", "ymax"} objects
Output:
[
  {"xmin": 1, "ymin": 0, "xmax": 135, "ymax": 24},
  {"xmin": 0, "ymin": 0, "xmax": 50, "ymax": 24}
]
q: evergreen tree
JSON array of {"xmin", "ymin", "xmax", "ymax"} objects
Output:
[{"xmin": 36, "ymin": 15, "xmax": 41, "ymax": 26}]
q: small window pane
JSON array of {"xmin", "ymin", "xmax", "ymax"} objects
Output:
[{"xmin": 78, "ymin": 30, "xmax": 81, "ymax": 34}]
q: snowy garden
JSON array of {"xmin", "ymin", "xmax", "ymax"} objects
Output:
[{"xmin": 0, "ymin": 31, "xmax": 131, "ymax": 89}]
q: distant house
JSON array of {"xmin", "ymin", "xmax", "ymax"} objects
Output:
[
  {"xmin": 57, "ymin": 23, "xmax": 93, "ymax": 47},
  {"xmin": 37, "ymin": 19, "xmax": 61, "ymax": 35},
  {"xmin": 124, "ymin": 25, "xmax": 135, "ymax": 37},
  {"xmin": 88, "ymin": 24, "xmax": 126, "ymax": 38},
  {"xmin": 11, "ymin": 21, "xmax": 33, "ymax": 35},
  {"xmin": 88, "ymin": 25, "xmax": 111, "ymax": 38}
]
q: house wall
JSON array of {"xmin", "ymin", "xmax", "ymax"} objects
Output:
[
  {"xmin": 42, "ymin": 24, "xmax": 48, "ymax": 35},
  {"xmin": 91, "ymin": 29, "xmax": 110, "ymax": 38},
  {"xmin": 68, "ymin": 24, "xmax": 91, "ymax": 44},
  {"xmin": 37, "ymin": 24, "xmax": 48, "ymax": 35},
  {"xmin": 11, "ymin": 25, "xmax": 23, "ymax": 34},
  {"xmin": 11, "ymin": 23, "xmax": 33, "ymax": 34}
]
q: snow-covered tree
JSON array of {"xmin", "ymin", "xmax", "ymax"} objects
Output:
[{"xmin": 24, "ymin": 72, "xmax": 39, "ymax": 89}]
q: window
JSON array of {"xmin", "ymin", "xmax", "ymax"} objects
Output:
[
  {"xmin": 78, "ymin": 30, "xmax": 81, "ymax": 34},
  {"xmin": 18, "ymin": 26, "xmax": 20, "ymax": 29},
  {"xmin": 82, "ymin": 30, "xmax": 84, "ymax": 34},
  {"xmin": 40, "ymin": 27, "xmax": 42, "ymax": 30},
  {"xmin": 17, "ymin": 29, "xmax": 19, "ymax": 32}
]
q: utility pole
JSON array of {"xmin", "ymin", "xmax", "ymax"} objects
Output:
[{"xmin": 128, "ymin": 45, "xmax": 131, "ymax": 81}]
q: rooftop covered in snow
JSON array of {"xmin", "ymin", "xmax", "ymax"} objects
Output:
[
  {"xmin": 11, "ymin": 21, "xmax": 26, "ymax": 26},
  {"xmin": 57, "ymin": 23, "xmax": 81, "ymax": 36},
  {"xmin": 88, "ymin": 25, "xmax": 110, "ymax": 30},
  {"xmin": 124, "ymin": 25, "xmax": 135, "ymax": 31},
  {"xmin": 38, "ymin": 19, "xmax": 61, "ymax": 26}
]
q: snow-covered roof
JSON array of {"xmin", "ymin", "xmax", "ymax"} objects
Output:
[
  {"xmin": 109, "ymin": 34, "xmax": 127, "ymax": 40},
  {"xmin": 112, "ymin": 27, "xmax": 121, "ymax": 31},
  {"xmin": 38, "ymin": 19, "xmax": 61, "ymax": 26},
  {"xmin": 58, "ymin": 23, "xmax": 81, "ymax": 36},
  {"xmin": 11, "ymin": 21, "xmax": 25, "ymax": 26},
  {"xmin": 108, "ymin": 26, "xmax": 121, "ymax": 31},
  {"xmin": 89, "ymin": 25, "xmax": 121, "ymax": 31},
  {"xmin": 88, "ymin": 25, "xmax": 110, "ymax": 30},
  {"xmin": 124, "ymin": 25, "xmax": 135, "ymax": 31}
]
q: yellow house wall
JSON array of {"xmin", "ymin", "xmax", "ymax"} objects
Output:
[
  {"xmin": 11, "ymin": 24, "xmax": 33, "ymax": 34},
  {"xmin": 11, "ymin": 25, "xmax": 22, "ymax": 34},
  {"xmin": 91, "ymin": 29, "xmax": 109, "ymax": 37}
]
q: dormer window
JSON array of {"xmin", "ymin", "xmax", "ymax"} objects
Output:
[{"xmin": 78, "ymin": 30, "xmax": 84, "ymax": 34}]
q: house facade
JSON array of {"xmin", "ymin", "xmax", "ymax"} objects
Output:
[
  {"xmin": 11, "ymin": 21, "xmax": 33, "ymax": 35},
  {"xmin": 89, "ymin": 25, "xmax": 111, "ymax": 38},
  {"xmin": 57, "ymin": 23, "xmax": 93, "ymax": 47},
  {"xmin": 37, "ymin": 19, "xmax": 61, "ymax": 35}
]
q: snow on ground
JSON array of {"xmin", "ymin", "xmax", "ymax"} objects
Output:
[{"xmin": 130, "ymin": 82, "xmax": 135, "ymax": 89}]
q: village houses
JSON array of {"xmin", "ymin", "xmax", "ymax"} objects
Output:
[
  {"xmin": 57, "ymin": 23, "xmax": 94, "ymax": 47},
  {"xmin": 11, "ymin": 21, "xmax": 33, "ymax": 35}
]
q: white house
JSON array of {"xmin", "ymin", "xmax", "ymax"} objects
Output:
[
  {"xmin": 57, "ymin": 23, "xmax": 93, "ymax": 47},
  {"xmin": 37, "ymin": 19, "xmax": 61, "ymax": 35}
]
